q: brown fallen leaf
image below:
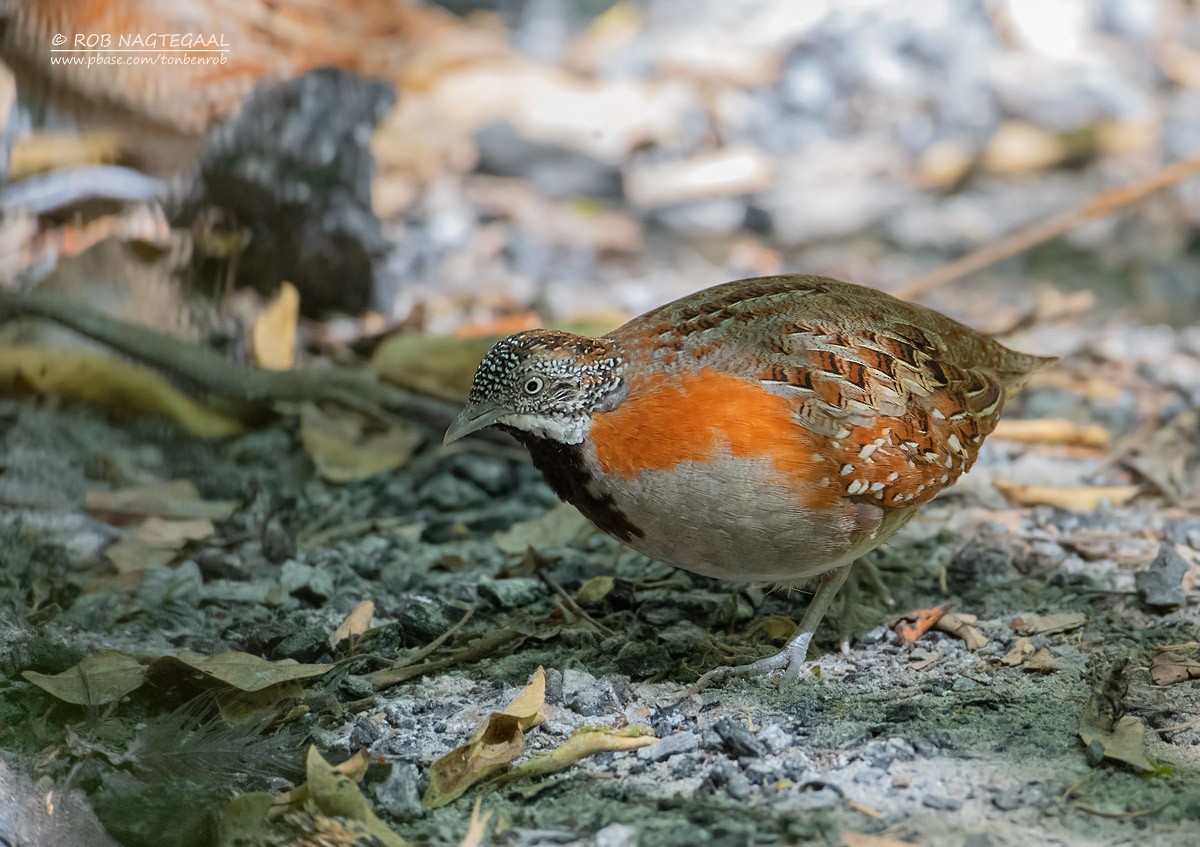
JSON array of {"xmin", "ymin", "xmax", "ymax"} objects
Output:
[
  {"xmin": 495, "ymin": 725, "xmax": 657, "ymax": 784},
  {"xmin": 23, "ymin": 651, "xmax": 146, "ymax": 705},
  {"xmin": 423, "ymin": 666, "xmax": 546, "ymax": 808},
  {"xmin": 1001, "ymin": 636, "xmax": 1035, "ymax": 667},
  {"xmin": 330, "ymin": 600, "xmax": 376, "ymax": 649},
  {"xmin": 895, "ymin": 606, "xmax": 946, "ymax": 643},
  {"xmin": 1023, "ymin": 648, "xmax": 1059, "ymax": 673},
  {"xmin": 1010, "ymin": 612, "xmax": 1087, "ymax": 636},
  {"xmin": 990, "ymin": 418, "xmax": 1110, "ymax": 449},
  {"xmin": 149, "ymin": 650, "xmax": 335, "ymax": 692},
  {"xmin": 494, "ymin": 503, "xmax": 592, "ymax": 555},
  {"xmin": 299, "ymin": 403, "xmax": 421, "ymax": 483},
  {"xmin": 1149, "ymin": 651, "xmax": 1200, "ymax": 686},
  {"xmin": 86, "ymin": 480, "xmax": 237, "ymax": 523},
  {"xmin": 251, "ymin": 281, "xmax": 299, "ymax": 370},
  {"xmin": 1079, "ymin": 715, "xmax": 1155, "ymax": 773},
  {"xmin": 935, "ymin": 612, "xmax": 989, "ymax": 651},
  {"xmin": 214, "ymin": 681, "xmax": 306, "ymax": 724},
  {"xmin": 0, "ymin": 345, "xmax": 245, "ymax": 438},
  {"xmin": 105, "ymin": 517, "xmax": 215, "ymax": 572},
  {"xmin": 993, "ymin": 479, "xmax": 1139, "ymax": 512}
]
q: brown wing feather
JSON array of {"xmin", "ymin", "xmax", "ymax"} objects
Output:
[{"xmin": 609, "ymin": 274, "xmax": 1053, "ymax": 509}]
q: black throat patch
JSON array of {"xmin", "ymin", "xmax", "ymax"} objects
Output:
[{"xmin": 503, "ymin": 428, "xmax": 643, "ymax": 544}]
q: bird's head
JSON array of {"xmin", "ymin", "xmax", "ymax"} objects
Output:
[{"xmin": 443, "ymin": 329, "xmax": 626, "ymax": 446}]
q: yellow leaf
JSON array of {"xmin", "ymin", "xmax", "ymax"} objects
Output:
[
  {"xmin": 499, "ymin": 725, "xmax": 657, "ymax": 784},
  {"xmin": 299, "ymin": 403, "xmax": 420, "ymax": 483},
  {"xmin": 993, "ymin": 479, "xmax": 1139, "ymax": 512},
  {"xmin": 303, "ymin": 747, "xmax": 407, "ymax": 847},
  {"xmin": 494, "ymin": 504, "xmax": 591, "ymax": 555},
  {"xmin": 0, "ymin": 344, "xmax": 244, "ymax": 438},
  {"xmin": 575, "ymin": 576, "xmax": 614, "ymax": 604},
  {"xmin": 252, "ymin": 282, "xmax": 299, "ymax": 370}
]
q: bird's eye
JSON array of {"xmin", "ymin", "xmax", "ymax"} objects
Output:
[{"xmin": 523, "ymin": 376, "xmax": 544, "ymax": 395}]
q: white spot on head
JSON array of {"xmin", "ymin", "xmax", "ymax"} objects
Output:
[
  {"xmin": 946, "ymin": 433, "xmax": 963, "ymax": 453},
  {"xmin": 887, "ymin": 472, "xmax": 899, "ymax": 482},
  {"xmin": 870, "ymin": 481, "xmax": 885, "ymax": 492},
  {"xmin": 859, "ymin": 443, "xmax": 878, "ymax": 460},
  {"xmin": 840, "ymin": 464, "xmax": 854, "ymax": 476}
]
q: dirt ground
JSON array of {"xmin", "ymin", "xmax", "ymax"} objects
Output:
[{"xmin": 1, "ymin": 296, "xmax": 1199, "ymax": 847}]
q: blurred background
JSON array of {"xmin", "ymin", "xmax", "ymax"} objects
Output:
[{"xmin": 0, "ymin": 0, "xmax": 1198, "ymax": 364}]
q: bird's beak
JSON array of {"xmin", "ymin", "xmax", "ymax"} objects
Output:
[{"xmin": 443, "ymin": 402, "xmax": 506, "ymax": 446}]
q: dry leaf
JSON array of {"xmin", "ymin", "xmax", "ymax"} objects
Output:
[
  {"xmin": 423, "ymin": 666, "xmax": 546, "ymax": 808},
  {"xmin": 1010, "ymin": 612, "xmax": 1087, "ymax": 636},
  {"xmin": 1079, "ymin": 715, "xmax": 1155, "ymax": 773},
  {"xmin": 330, "ymin": 600, "xmax": 376, "ymax": 648},
  {"xmin": 86, "ymin": 480, "xmax": 236, "ymax": 522},
  {"xmin": 494, "ymin": 503, "xmax": 592, "ymax": 555},
  {"xmin": 301, "ymin": 747, "xmax": 406, "ymax": 847},
  {"xmin": 497, "ymin": 725, "xmax": 657, "ymax": 784},
  {"xmin": 0, "ymin": 344, "xmax": 244, "ymax": 438},
  {"xmin": 372, "ymin": 334, "xmax": 499, "ymax": 403},
  {"xmin": 993, "ymin": 480, "xmax": 1139, "ymax": 512},
  {"xmin": 23, "ymin": 651, "xmax": 146, "ymax": 705},
  {"xmin": 299, "ymin": 403, "xmax": 421, "ymax": 483},
  {"xmin": 150, "ymin": 650, "xmax": 335, "ymax": 692},
  {"xmin": 1001, "ymin": 636, "xmax": 1035, "ymax": 667},
  {"xmin": 575, "ymin": 576, "xmax": 614, "ymax": 604},
  {"xmin": 1149, "ymin": 651, "xmax": 1200, "ymax": 686},
  {"xmin": 935, "ymin": 612, "xmax": 989, "ymax": 651},
  {"xmin": 990, "ymin": 418, "xmax": 1109, "ymax": 449},
  {"xmin": 252, "ymin": 281, "xmax": 299, "ymax": 370},
  {"xmin": 105, "ymin": 517, "xmax": 214, "ymax": 572},
  {"xmin": 1023, "ymin": 648, "xmax": 1059, "ymax": 673}
]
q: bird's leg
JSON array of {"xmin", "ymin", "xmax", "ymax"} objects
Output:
[
  {"xmin": 854, "ymin": 558, "xmax": 894, "ymax": 606},
  {"xmin": 689, "ymin": 564, "xmax": 852, "ymax": 692}
]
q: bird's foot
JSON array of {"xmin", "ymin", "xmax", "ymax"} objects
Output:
[{"xmin": 685, "ymin": 631, "xmax": 814, "ymax": 695}]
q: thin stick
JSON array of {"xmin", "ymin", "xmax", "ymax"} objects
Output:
[
  {"xmin": 539, "ymin": 570, "xmax": 617, "ymax": 637},
  {"xmin": 894, "ymin": 156, "xmax": 1200, "ymax": 300}
]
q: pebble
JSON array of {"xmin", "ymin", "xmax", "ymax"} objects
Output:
[
  {"xmin": 594, "ymin": 824, "xmax": 638, "ymax": 847},
  {"xmin": 638, "ymin": 731, "xmax": 698, "ymax": 762},
  {"xmin": 713, "ymin": 718, "xmax": 768, "ymax": 759},
  {"xmin": 419, "ymin": 475, "xmax": 487, "ymax": 511},
  {"xmin": 924, "ymin": 794, "xmax": 964, "ymax": 811},
  {"xmin": 279, "ymin": 560, "xmax": 335, "ymax": 601}
]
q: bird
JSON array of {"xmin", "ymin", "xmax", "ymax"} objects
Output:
[{"xmin": 444, "ymin": 274, "xmax": 1053, "ymax": 687}]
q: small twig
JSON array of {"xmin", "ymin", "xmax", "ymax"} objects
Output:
[
  {"xmin": 1153, "ymin": 718, "xmax": 1200, "ymax": 736},
  {"xmin": 894, "ymin": 156, "xmax": 1200, "ymax": 300},
  {"xmin": 1074, "ymin": 801, "xmax": 1171, "ymax": 820},
  {"xmin": 399, "ymin": 605, "xmax": 476, "ymax": 669},
  {"xmin": 538, "ymin": 569, "xmax": 617, "ymax": 637},
  {"xmin": 298, "ymin": 514, "xmax": 420, "ymax": 551},
  {"xmin": 367, "ymin": 624, "xmax": 519, "ymax": 691}
]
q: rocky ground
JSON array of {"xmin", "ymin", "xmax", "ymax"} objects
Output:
[
  {"xmin": 3, "ymin": 1, "xmax": 1200, "ymax": 845},
  {"xmin": 1, "ymin": 298, "xmax": 1199, "ymax": 847}
]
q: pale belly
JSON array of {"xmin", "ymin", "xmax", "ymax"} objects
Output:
[{"xmin": 587, "ymin": 451, "xmax": 904, "ymax": 583}]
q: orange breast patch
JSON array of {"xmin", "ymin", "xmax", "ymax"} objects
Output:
[{"xmin": 590, "ymin": 367, "xmax": 834, "ymax": 504}]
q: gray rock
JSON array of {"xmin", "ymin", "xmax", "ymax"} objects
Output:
[
  {"xmin": 594, "ymin": 823, "xmax": 638, "ymax": 847},
  {"xmin": 638, "ymin": 731, "xmax": 698, "ymax": 762},
  {"xmin": 477, "ymin": 577, "xmax": 544, "ymax": 610},
  {"xmin": 419, "ymin": 475, "xmax": 488, "ymax": 511},
  {"xmin": 561, "ymin": 668, "xmax": 621, "ymax": 716},
  {"xmin": 279, "ymin": 560, "xmax": 335, "ymax": 601},
  {"xmin": 924, "ymin": 794, "xmax": 963, "ymax": 811},
  {"xmin": 374, "ymin": 762, "xmax": 424, "ymax": 822},
  {"xmin": 1136, "ymin": 543, "xmax": 1189, "ymax": 610},
  {"xmin": 714, "ymin": 718, "xmax": 767, "ymax": 759}
]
